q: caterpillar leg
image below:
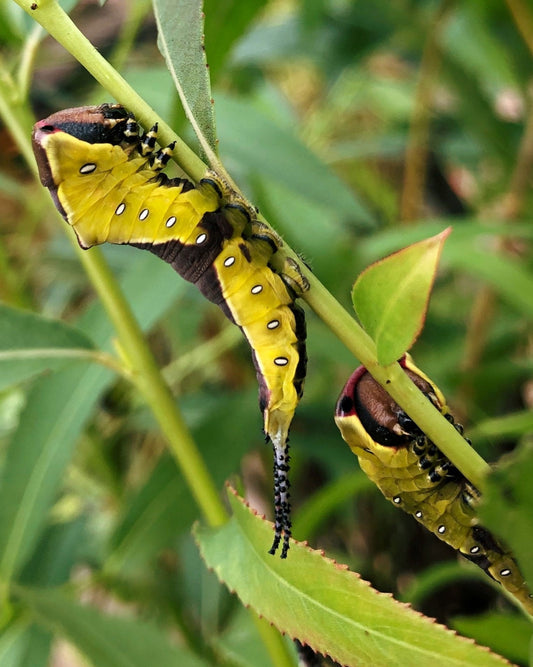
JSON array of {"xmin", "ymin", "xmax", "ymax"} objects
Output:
[
  {"xmin": 268, "ymin": 439, "xmax": 292, "ymax": 558},
  {"xmin": 250, "ymin": 221, "xmax": 311, "ymax": 296},
  {"xmin": 279, "ymin": 256, "xmax": 310, "ymax": 296}
]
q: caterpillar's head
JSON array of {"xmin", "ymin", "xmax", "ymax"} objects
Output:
[
  {"xmin": 334, "ymin": 357, "xmax": 445, "ymax": 459},
  {"xmin": 32, "ymin": 104, "xmax": 140, "ymax": 224},
  {"xmin": 32, "ymin": 104, "xmax": 137, "ymax": 187}
]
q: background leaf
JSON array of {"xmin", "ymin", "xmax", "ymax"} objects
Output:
[
  {"xmin": 0, "ymin": 252, "xmax": 184, "ymax": 584},
  {"xmin": 0, "ymin": 304, "xmax": 94, "ymax": 390},
  {"xmin": 16, "ymin": 586, "xmax": 209, "ymax": 667}
]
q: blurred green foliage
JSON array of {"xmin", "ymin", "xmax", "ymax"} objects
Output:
[{"xmin": 0, "ymin": 0, "xmax": 532, "ymax": 665}]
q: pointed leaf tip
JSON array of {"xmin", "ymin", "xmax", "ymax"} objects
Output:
[{"xmin": 352, "ymin": 228, "xmax": 451, "ymax": 365}]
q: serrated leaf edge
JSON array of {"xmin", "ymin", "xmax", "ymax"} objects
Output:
[{"xmin": 195, "ymin": 485, "xmax": 513, "ymax": 667}]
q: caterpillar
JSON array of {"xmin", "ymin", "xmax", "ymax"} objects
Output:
[
  {"xmin": 334, "ymin": 355, "xmax": 533, "ymax": 614},
  {"xmin": 32, "ymin": 103, "xmax": 308, "ymax": 558}
]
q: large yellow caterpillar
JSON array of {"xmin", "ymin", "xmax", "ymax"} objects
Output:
[
  {"xmin": 334, "ymin": 355, "xmax": 533, "ymax": 613},
  {"xmin": 32, "ymin": 103, "xmax": 307, "ymax": 557}
]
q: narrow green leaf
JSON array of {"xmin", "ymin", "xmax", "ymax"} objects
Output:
[
  {"xmin": 479, "ymin": 443, "xmax": 533, "ymax": 592},
  {"xmin": 203, "ymin": 0, "xmax": 268, "ymax": 82},
  {"xmin": 0, "ymin": 304, "xmax": 94, "ymax": 390},
  {"xmin": 16, "ymin": 586, "xmax": 208, "ymax": 667},
  {"xmin": 106, "ymin": 455, "xmax": 196, "ymax": 575},
  {"xmin": 0, "ymin": 619, "xmax": 29, "ymax": 667},
  {"xmin": 442, "ymin": 7, "xmax": 520, "ymax": 93},
  {"xmin": 195, "ymin": 488, "xmax": 510, "ymax": 667},
  {"xmin": 0, "ymin": 619, "xmax": 51, "ymax": 667},
  {"xmin": 352, "ymin": 228, "xmax": 450, "ymax": 365},
  {"xmin": 153, "ymin": 0, "xmax": 217, "ymax": 159},
  {"xmin": 0, "ymin": 252, "xmax": 184, "ymax": 584}
]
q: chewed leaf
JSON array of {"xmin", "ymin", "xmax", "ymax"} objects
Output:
[
  {"xmin": 195, "ymin": 487, "xmax": 511, "ymax": 667},
  {"xmin": 0, "ymin": 304, "xmax": 95, "ymax": 390},
  {"xmin": 153, "ymin": 0, "xmax": 217, "ymax": 161},
  {"xmin": 352, "ymin": 228, "xmax": 450, "ymax": 365}
]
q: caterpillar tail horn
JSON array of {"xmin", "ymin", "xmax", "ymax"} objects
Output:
[{"xmin": 266, "ymin": 418, "xmax": 292, "ymax": 558}]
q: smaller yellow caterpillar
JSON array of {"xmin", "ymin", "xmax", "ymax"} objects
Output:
[{"xmin": 334, "ymin": 355, "xmax": 533, "ymax": 614}]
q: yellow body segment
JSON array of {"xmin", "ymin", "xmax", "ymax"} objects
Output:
[
  {"xmin": 213, "ymin": 235, "xmax": 301, "ymax": 447},
  {"xmin": 40, "ymin": 131, "xmax": 222, "ymax": 248},
  {"xmin": 335, "ymin": 357, "xmax": 533, "ymax": 614}
]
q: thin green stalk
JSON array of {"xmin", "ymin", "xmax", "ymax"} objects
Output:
[
  {"xmin": 17, "ymin": 24, "xmax": 44, "ymax": 99},
  {"xmin": 0, "ymin": 72, "xmax": 35, "ymax": 170},
  {"xmin": 253, "ymin": 610, "xmax": 296, "ymax": 667},
  {"xmin": 163, "ymin": 323, "xmax": 243, "ymax": 389},
  {"xmin": 74, "ymin": 246, "xmax": 228, "ymax": 528}
]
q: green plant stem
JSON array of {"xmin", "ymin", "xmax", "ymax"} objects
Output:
[
  {"xmin": 17, "ymin": 24, "xmax": 44, "ymax": 99},
  {"xmin": 0, "ymin": 71, "xmax": 35, "ymax": 170},
  {"xmin": 73, "ymin": 246, "xmax": 227, "ymax": 529},
  {"xmin": 302, "ymin": 270, "xmax": 491, "ymax": 488}
]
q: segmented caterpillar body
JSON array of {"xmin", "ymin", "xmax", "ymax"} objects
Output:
[
  {"xmin": 334, "ymin": 355, "xmax": 533, "ymax": 613},
  {"xmin": 32, "ymin": 104, "xmax": 307, "ymax": 557}
]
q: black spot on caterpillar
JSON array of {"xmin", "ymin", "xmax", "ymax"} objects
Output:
[
  {"xmin": 32, "ymin": 103, "xmax": 308, "ymax": 558},
  {"xmin": 334, "ymin": 354, "xmax": 533, "ymax": 614}
]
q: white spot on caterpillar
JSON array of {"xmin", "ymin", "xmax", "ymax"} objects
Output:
[
  {"xmin": 274, "ymin": 357, "xmax": 289, "ymax": 366},
  {"xmin": 470, "ymin": 545, "xmax": 480, "ymax": 554},
  {"xmin": 115, "ymin": 203, "xmax": 126, "ymax": 215},
  {"xmin": 196, "ymin": 233, "xmax": 207, "ymax": 244},
  {"xmin": 224, "ymin": 256, "xmax": 235, "ymax": 267},
  {"xmin": 79, "ymin": 163, "xmax": 96, "ymax": 174},
  {"xmin": 415, "ymin": 510, "xmax": 423, "ymax": 519},
  {"xmin": 166, "ymin": 216, "xmax": 176, "ymax": 228},
  {"xmin": 393, "ymin": 496, "xmax": 401, "ymax": 504},
  {"xmin": 267, "ymin": 320, "xmax": 280, "ymax": 330},
  {"xmin": 500, "ymin": 568, "xmax": 511, "ymax": 577},
  {"xmin": 139, "ymin": 208, "xmax": 149, "ymax": 221},
  {"xmin": 251, "ymin": 285, "xmax": 263, "ymax": 294},
  {"xmin": 438, "ymin": 525, "xmax": 446, "ymax": 534}
]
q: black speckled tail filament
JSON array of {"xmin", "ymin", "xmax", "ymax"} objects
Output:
[{"xmin": 269, "ymin": 441, "xmax": 291, "ymax": 558}]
